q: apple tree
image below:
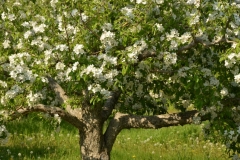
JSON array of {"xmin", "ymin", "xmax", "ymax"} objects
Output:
[{"xmin": 0, "ymin": 0, "xmax": 240, "ymax": 159}]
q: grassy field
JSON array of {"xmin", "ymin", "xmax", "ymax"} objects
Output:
[{"xmin": 0, "ymin": 113, "xmax": 230, "ymax": 160}]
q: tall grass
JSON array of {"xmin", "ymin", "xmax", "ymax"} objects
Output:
[{"xmin": 0, "ymin": 114, "xmax": 230, "ymax": 160}]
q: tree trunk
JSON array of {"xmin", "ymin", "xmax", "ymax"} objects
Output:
[
  {"xmin": 79, "ymin": 126, "xmax": 109, "ymax": 160},
  {"xmin": 79, "ymin": 108, "xmax": 110, "ymax": 160}
]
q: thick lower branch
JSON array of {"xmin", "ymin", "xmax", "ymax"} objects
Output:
[
  {"xmin": 104, "ymin": 110, "xmax": 210, "ymax": 152},
  {"xmin": 9, "ymin": 104, "xmax": 83, "ymax": 128},
  {"xmin": 47, "ymin": 76, "xmax": 82, "ymax": 120},
  {"xmin": 46, "ymin": 76, "xmax": 69, "ymax": 103}
]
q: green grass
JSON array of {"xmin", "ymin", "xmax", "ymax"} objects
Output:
[
  {"xmin": 112, "ymin": 126, "xmax": 228, "ymax": 160},
  {"xmin": 0, "ymin": 114, "xmax": 230, "ymax": 160}
]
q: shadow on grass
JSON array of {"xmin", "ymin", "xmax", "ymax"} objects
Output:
[{"xmin": 1, "ymin": 113, "xmax": 80, "ymax": 160}]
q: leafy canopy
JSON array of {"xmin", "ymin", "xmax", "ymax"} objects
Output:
[{"xmin": 0, "ymin": 0, "xmax": 240, "ymax": 157}]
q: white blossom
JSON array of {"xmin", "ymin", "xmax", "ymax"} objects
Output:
[
  {"xmin": 1, "ymin": 12, "xmax": 7, "ymax": 20},
  {"xmin": 72, "ymin": 62, "xmax": 79, "ymax": 71},
  {"xmin": 100, "ymin": 31, "xmax": 115, "ymax": 41},
  {"xmin": 186, "ymin": 0, "xmax": 200, "ymax": 8},
  {"xmin": 228, "ymin": 53, "xmax": 237, "ymax": 60},
  {"xmin": 169, "ymin": 40, "xmax": 178, "ymax": 51},
  {"xmin": 102, "ymin": 23, "xmax": 113, "ymax": 31},
  {"xmin": 80, "ymin": 13, "xmax": 88, "ymax": 22},
  {"xmin": 27, "ymin": 91, "xmax": 43, "ymax": 106},
  {"xmin": 56, "ymin": 62, "xmax": 65, "ymax": 70},
  {"xmin": 41, "ymin": 77, "xmax": 49, "ymax": 83},
  {"xmin": 24, "ymin": 30, "xmax": 33, "ymax": 39},
  {"xmin": 155, "ymin": 23, "xmax": 164, "ymax": 32},
  {"xmin": 8, "ymin": 14, "xmax": 16, "ymax": 21},
  {"xmin": 2, "ymin": 40, "xmax": 11, "ymax": 49},
  {"xmin": 136, "ymin": 0, "xmax": 147, "ymax": 4},
  {"xmin": 100, "ymin": 31, "xmax": 118, "ymax": 51},
  {"xmin": 71, "ymin": 9, "xmax": 79, "ymax": 17},
  {"xmin": 16, "ymin": 39, "xmax": 24, "ymax": 49},
  {"xmin": 179, "ymin": 32, "xmax": 192, "ymax": 43},
  {"xmin": 66, "ymin": 24, "xmax": 76, "ymax": 35},
  {"xmin": 5, "ymin": 85, "xmax": 22, "ymax": 99},
  {"xmin": 56, "ymin": 44, "xmax": 68, "ymax": 51},
  {"xmin": 54, "ymin": 114, "xmax": 61, "ymax": 124},
  {"xmin": 50, "ymin": 0, "xmax": 58, "ymax": 8},
  {"xmin": 166, "ymin": 29, "xmax": 179, "ymax": 41},
  {"xmin": 81, "ymin": 65, "xmax": 105, "ymax": 81},
  {"xmin": 98, "ymin": 54, "xmax": 117, "ymax": 65},
  {"xmin": 163, "ymin": 52, "xmax": 177, "ymax": 66},
  {"xmin": 33, "ymin": 24, "xmax": 46, "ymax": 33},
  {"xmin": 0, "ymin": 80, "xmax": 7, "ymax": 88},
  {"xmin": 44, "ymin": 49, "xmax": 53, "ymax": 64},
  {"xmin": 121, "ymin": 7, "xmax": 134, "ymax": 19},
  {"xmin": 88, "ymin": 84, "xmax": 111, "ymax": 99},
  {"xmin": 127, "ymin": 39, "xmax": 148, "ymax": 62},
  {"xmin": 73, "ymin": 44, "xmax": 85, "ymax": 55},
  {"xmin": 234, "ymin": 74, "xmax": 240, "ymax": 83},
  {"xmin": 8, "ymin": 64, "xmax": 37, "ymax": 83},
  {"xmin": 220, "ymin": 88, "xmax": 228, "ymax": 97},
  {"xmin": 190, "ymin": 14, "xmax": 200, "ymax": 25}
]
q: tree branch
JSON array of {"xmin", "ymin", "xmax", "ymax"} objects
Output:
[
  {"xmin": 46, "ymin": 76, "xmax": 69, "ymax": 103},
  {"xmin": 9, "ymin": 104, "xmax": 83, "ymax": 128},
  {"xmin": 138, "ymin": 49, "xmax": 156, "ymax": 61},
  {"xmin": 135, "ymin": 36, "xmax": 233, "ymax": 62},
  {"xmin": 101, "ymin": 91, "xmax": 121, "ymax": 121},
  {"xmin": 177, "ymin": 37, "xmax": 229, "ymax": 54},
  {"xmin": 104, "ymin": 110, "xmax": 210, "ymax": 153},
  {"xmin": 177, "ymin": 15, "xmax": 233, "ymax": 54},
  {"xmin": 46, "ymin": 76, "xmax": 82, "ymax": 120}
]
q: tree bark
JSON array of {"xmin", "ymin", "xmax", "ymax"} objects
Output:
[
  {"xmin": 104, "ymin": 110, "xmax": 210, "ymax": 153},
  {"xmin": 79, "ymin": 125, "xmax": 109, "ymax": 160},
  {"xmin": 79, "ymin": 103, "xmax": 110, "ymax": 160}
]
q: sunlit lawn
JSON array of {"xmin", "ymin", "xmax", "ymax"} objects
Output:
[{"xmin": 0, "ymin": 113, "xmax": 230, "ymax": 160}]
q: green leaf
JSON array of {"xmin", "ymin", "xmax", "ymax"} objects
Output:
[{"xmin": 122, "ymin": 65, "xmax": 129, "ymax": 76}]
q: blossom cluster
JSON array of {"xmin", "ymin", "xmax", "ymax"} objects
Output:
[
  {"xmin": 100, "ymin": 31, "xmax": 118, "ymax": 52},
  {"xmin": 26, "ymin": 91, "xmax": 45, "ymax": 107},
  {"xmin": 162, "ymin": 52, "xmax": 177, "ymax": 67},
  {"xmin": 127, "ymin": 39, "xmax": 148, "ymax": 63},
  {"xmin": 1, "ymin": 53, "xmax": 37, "ymax": 83},
  {"xmin": 88, "ymin": 84, "xmax": 111, "ymax": 100}
]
